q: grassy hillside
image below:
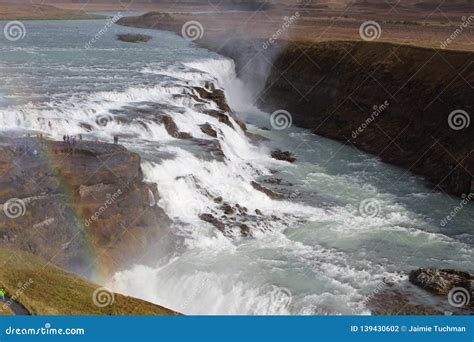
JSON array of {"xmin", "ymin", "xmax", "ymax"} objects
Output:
[
  {"xmin": 0, "ymin": 248, "xmax": 179, "ymax": 315},
  {"xmin": 0, "ymin": 4, "xmax": 105, "ymax": 20}
]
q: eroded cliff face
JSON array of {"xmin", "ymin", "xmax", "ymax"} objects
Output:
[
  {"xmin": 0, "ymin": 138, "xmax": 170, "ymax": 277},
  {"xmin": 258, "ymin": 41, "xmax": 474, "ymax": 196}
]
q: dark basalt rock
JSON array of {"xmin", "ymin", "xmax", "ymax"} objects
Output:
[
  {"xmin": 251, "ymin": 181, "xmax": 285, "ymax": 199},
  {"xmin": 192, "ymin": 85, "xmax": 247, "ymax": 132},
  {"xmin": 271, "ymin": 150, "xmax": 296, "ymax": 163},
  {"xmin": 220, "ymin": 203, "xmax": 234, "ymax": 215},
  {"xmin": 116, "ymin": 33, "xmax": 152, "ymax": 43},
  {"xmin": 263, "ymin": 178, "xmax": 293, "ymax": 186},
  {"xmin": 203, "ymin": 109, "xmax": 234, "ymax": 129},
  {"xmin": 160, "ymin": 116, "xmax": 193, "ymax": 139},
  {"xmin": 199, "ymin": 213, "xmax": 253, "ymax": 238},
  {"xmin": 199, "ymin": 213, "xmax": 225, "ymax": 230},
  {"xmin": 193, "ymin": 86, "xmax": 231, "ymax": 113},
  {"xmin": 409, "ymin": 268, "xmax": 473, "ymax": 296},
  {"xmin": 200, "ymin": 123, "xmax": 218, "ymax": 138}
]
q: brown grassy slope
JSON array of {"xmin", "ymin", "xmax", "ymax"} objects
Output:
[
  {"xmin": 0, "ymin": 247, "xmax": 179, "ymax": 315},
  {"xmin": 117, "ymin": 8, "xmax": 474, "ymax": 52},
  {"xmin": 0, "ymin": 4, "xmax": 104, "ymax": 20},
  {"xmin": 0, "ymin": 304, "xmax": 14, "ymax": 315}
]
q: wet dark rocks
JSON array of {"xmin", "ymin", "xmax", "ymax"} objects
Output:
[
  {"xmin": 160, "ymin": 116, "xmax": 193, "ymax": 139},
  {"xmin": 192, "ymin": 86, "xmax": 231, "ymax": 113},
  {"xmin": 199, "ymin": 213, "xmax": 225, "ymax": 231},
  {"xmin": 200, "ymin": 123, "xmax": 218, "ymax": 138},
  {"xmin": 409, "ymin": 268, "xmax": 473, "ymax": 296},
  {"xmin": 116, "ymin": 33, "xmax": 152, "ymax": 43},
  {"xmin": 251, "ymin": 181, "xmax": 285, "ymax": 200},
  {"xmin": 271, "ymin": 150, "xmax": 296, "ymax": 163},
  {"xmin": 203, "ymin": 109, "xmax": 234, "ymax": 129},
  {"xmin": 262, "ymin": 177, "xmax": 293, "ymax": 186}
]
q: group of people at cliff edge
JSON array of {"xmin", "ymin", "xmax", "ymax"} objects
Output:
[{"xmin": 62, "ymin": 134, "xmax": 119, "ymax": 145}]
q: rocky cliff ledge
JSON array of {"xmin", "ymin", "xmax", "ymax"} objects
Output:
[
  {"xmin": 0, "ymin": 137, "xmax": 170, "ymax": 278},
  {"xmin": 258, "ymin": 41, "xmax": 473, "ymax": 197}
]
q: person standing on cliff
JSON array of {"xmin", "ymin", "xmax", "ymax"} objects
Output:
[{"xmin": 114, "ymin": 135, "xmax": 118, "ymax": 145}]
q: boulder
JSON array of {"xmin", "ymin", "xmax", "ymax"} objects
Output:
[
  {"xmin": 161, "ymin": 116, "xmax": 193, "ymax": 139},
  {"xmin": 251, "ymin": 181, "xmax": 284, "ymax": 199},
  {"xmin": 271, "ymin": 150, "xmax": 296, "ymax": 163},
  {"xmin": 200, "ymin": 123, "xmax": 218, "ymax": 138},
  {"xmin": 116, "ymin": 33, "xmax": 152, "ymax": 43},
  {"xmin": 409, "ymin": 268, "xmax": 473, "ymax": 296}
]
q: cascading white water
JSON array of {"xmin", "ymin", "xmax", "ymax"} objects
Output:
[
  {"xmin": 109, "ymin": 60, "xmax": 329, "ymax": 315},
  {"xmin": 2, "ymin": 19, "xmax": 473, "ymax": 315}
]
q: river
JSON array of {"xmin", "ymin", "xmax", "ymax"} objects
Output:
[{"xmin": 0, "ymin": 17, "xmax": 473, "ymax": 315}]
